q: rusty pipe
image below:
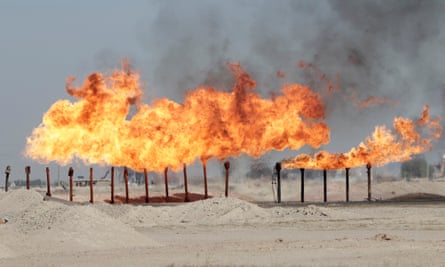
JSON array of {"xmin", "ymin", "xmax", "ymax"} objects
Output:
[
  {"xmin": 89, "ymin": 167, "xmax": 94, "ymax": 203},
  {"xmin": 203, "ymin": 163, "xmax": 208, "ymax": 199},
  {"xmin": 46, "ymin": 167, "xmax": 51, "ymax": 197},
  {"xmin": 68, "ymin": 167, "xmax": 74, "ymax": 202},
  {"xmin": 224, "ymin": 161, "xmax": 230, "ymax": 197},
  {"xmin": 25, "ymin": 166, "xmax": 31, "ymax": 190},
  {"xmin": 275, "ymin": 162, "xmax": 281, "ymax": 204},
  {"xmin": 164, "ymin": 167, "xmax": 169, "ymax": 201},
  {"xmin": 111, "ymin": 167, "xmax": 115, "ymax": 204},
  {"xmin": 144, "ymin": 168, "xmax": 149, "ymax": 203},
  {"xmin": 367, "ymin": 163, "xmax": 371, "ymax": 201},
  {"xmin": 183, "ymin": 164, "xmax": 189, "ymax": 202},
  {"xmin": 300, "ymin": 168, "xmax": 305, "ymax": 203},
  {"xmin": 124, "ymin": 167, "xmax": 129, "ymax": 203},
  {"xmin": 323, "ymin": 169, "xmax": 327, "ymax": 203}
]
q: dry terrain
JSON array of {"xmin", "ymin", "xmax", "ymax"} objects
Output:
[{"xmin": 1, "ymin": 178, "xmax": 445, "ymax": 266}]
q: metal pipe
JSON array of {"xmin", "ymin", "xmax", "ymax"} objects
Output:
[
  {"xmin": 68, "ymin": 167, "xmax": 74, "ymax": 202},
  {"xmin": 89, "ymin": 167, "xmax": 94, "ymax": 203},
  {"xmin": 224, "ymin": 161, "xmax": 230, "ymax": 197},
  {"xmin": 183, "ymin": 164, "xmax": 189, "ymax": 202},
  {"xmin": 144, "ymin": 168, "xmax": 149, "ymax": 203},
  {"xmin": 345, "ymin": 168, "xmax": 350, "ymax": 202},
  {"xmin": 275, "ymin": 162, "xmax": 281, "ymax": 204},
  {"xmin": 25, "ymin": 166, "xmax": 31, "ymax": 190},
  {"xmin": 124, "ymin": 167, "xmax": 129, "ymax": 203},
  {"xmin": 111, "ymin": 167, "xmax": 115, "ymax": 204},
  {"xmin": 203, "ymin": 163, "xmax": 208, "ymax": 199},
  {"xmin": 164, "ymin": 167, "xmax": 169, "ymax": 201},
  {"xmin": 323, "ymin": 169, "xmax": 327, "ymax": 203},
  {"xmin": 367, "ymin": 163, "xmax": 372, "ymax": 201},
  {"xmin": 300, "ymin": 168, "xmax": 305, "ymax": 203},
  {"xmin": 46, "ymin": 167, "xmax": 51, "ymax": 197},
  {"xmin": 4, "ymin": 166, "xmax": 11, "ymax": 192}
]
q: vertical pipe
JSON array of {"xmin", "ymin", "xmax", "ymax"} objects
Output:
[
  {"xmin": 203, "ymin": 163, "xmax": 208, "ymax": 199},
  {"xmin": 25, "ymin": 166, "xmax": 31, "ymax": 190},
  {"xmin": 367, "ymin": 163, "xmax": 372, "ymax": 201},
  {"xmin": 68, "ymin": 167, "xmax": 74, "ymax": 202},
  {"xmin": 89, "ymin": 167, "xmax": 94, "ymax": 203},
  {"xmin": 144, "ymin": 168, "xmax": 149, "ymax": 203},
  {"xmin": 300, "ymin": 168, "xmax": 305, "ymax": 203},
  {"xmin": 164, "ymin": 167, "xmax": 169, "ymax": 201},
  {"xmin": 110, "ymin": 167, "xmax": 115, "ymax": 204},
  {"xmin": 124, "ymin": 167, "xmax": 129, "ymax": 203},
  {"xmin": 4, "ymin": 166, "xmax": 11, "ymax": 192},
  {"xmin": 46, "ymin": 167, "xmax": 51, "ymax": 197},
  {"xmin": 224, "ymin": 161, "xmax": 230, "ymax": 197},
  {"xmin": 345, "ymin": 168, "xmax": 350, "ymax": 202},
  {"xmin": 323, "ymin": 169, "xmax": 327, "ymax": 203},
  {"xmin": 183, "ymin": 164, "xmax": 189, "ymax": 202},
  {"xmin": 275, "ymin": 162, "xmax": 281, "ymax": 204},
  {"xmin": 4, "ymin": 173, "xmax": 8, "ymax": 192}
]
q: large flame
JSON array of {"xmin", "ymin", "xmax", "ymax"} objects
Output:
[
  {"xmin": 25, "ymin": 62, "xmax": 329, "ymax": 171},
  {"xmin": 282, "ymin": 106, "xmax": 442, "ymax": 170}
]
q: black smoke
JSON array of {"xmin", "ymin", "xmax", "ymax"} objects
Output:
[{"xmin": 137, "ymin": 0, "xmax": 445, "ymax": 155}]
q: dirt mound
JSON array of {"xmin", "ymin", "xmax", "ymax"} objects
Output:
[
  {"xmin": 95, "ymin": 203, "xmax": 164, "ymax": 228},
  {"xmin": 0, "ymin": 189, "xmax": 160, "ymax": 255},
  {"xmin": 96, "ymin": 197, "xmax": 340, "ymax": 227},
  {"xmin": 95, "ymin": 197, "xmax": 273, "ymax": 227},
  {"xmin": 0, "ymin": 189, "xmax": 44, "ymax": 220},
  {"xmin": 176, "ymin": 197, "xmax": 271, "ymax": 225}
]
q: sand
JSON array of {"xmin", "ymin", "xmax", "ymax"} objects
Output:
[{"xmin": 1, "ymin": 179, "xmax": 445, "ymax": 266}]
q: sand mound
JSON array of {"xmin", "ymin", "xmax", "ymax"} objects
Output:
[
  {"xmin": 0, "ymin": 189, "xmax": 43, "ymax": 217},
  {"xmin": 96, "ymin": 197, "xmax": 272, "ymax": 227},
  {"xmin": 96, "ymin": 198, "xmax": 338, "ymax": 228},
  {"xmin": 0, "ymin": 189, "xmax": 160, "ymax": 255},
  {"xmin": 95, "ymin": 203, "xmax": 164, "ymax": 227},
  {"xmin": 176, "ymin": 197, "xmax": 272, "ymax": 225}
]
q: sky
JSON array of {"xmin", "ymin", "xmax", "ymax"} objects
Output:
[{"xmin": 1, "ymin": 0, "xmax": 445, "ymax": 182}]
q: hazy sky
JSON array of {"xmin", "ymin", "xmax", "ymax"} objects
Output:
[{"xmin": 1, "ymin": 0, "xmax": 445, "ymax": 181}]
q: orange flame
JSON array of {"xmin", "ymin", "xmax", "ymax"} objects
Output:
[
  {"xmin": 282, "ymin": 105, "xmax": 442, "ymax": 170},
  {"xmin": 25, "ymin": 62, "xmax": 329, "ymax": 171}
]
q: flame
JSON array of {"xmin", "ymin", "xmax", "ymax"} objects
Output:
[
  {"xmin": 346, "ymin": 93, "xmax": 398, "ymax": 109},
  {"xmin": 282, "ymin": 105, "xmax": 443, "ymax": 170},
  {"xmin": 25, "ymin": 62, "xmax": 329, "ymax": 171},
  {"xmin": 356, "ymin": 96, "xmax": 397, "ymax": 109}
]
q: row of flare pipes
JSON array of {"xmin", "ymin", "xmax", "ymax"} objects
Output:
[
  {"xmin": 24, "ymin": 61, "xmax": 443, "ymax": 200},
  {"xmin": 18, "ymin": 163, "xmax": 231, "ymax": 203},
  {"xmin": 274, "ymin": 162, "xmax": 371, "ymax": 204}
]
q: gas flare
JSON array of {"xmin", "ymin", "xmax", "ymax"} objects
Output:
[
  {"xmin": 282, "ymin": 105, "xmax": 442, "ymax": 170},
  {"xmin": 25, "ymin": 62, "xmax": 329, "ymax": 171}
]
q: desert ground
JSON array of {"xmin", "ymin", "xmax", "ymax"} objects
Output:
[{"xmin": 1, "ymin": 177, "xmax": 445, "ymax": 266}]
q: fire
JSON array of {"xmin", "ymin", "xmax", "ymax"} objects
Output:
[
  {"xmin": 282, "ymin": 105, "xmax": 443, "ymax": 170},
  {"xmin": 25, "ymin": 62, "xmax": 329, "ymax": 171}
]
